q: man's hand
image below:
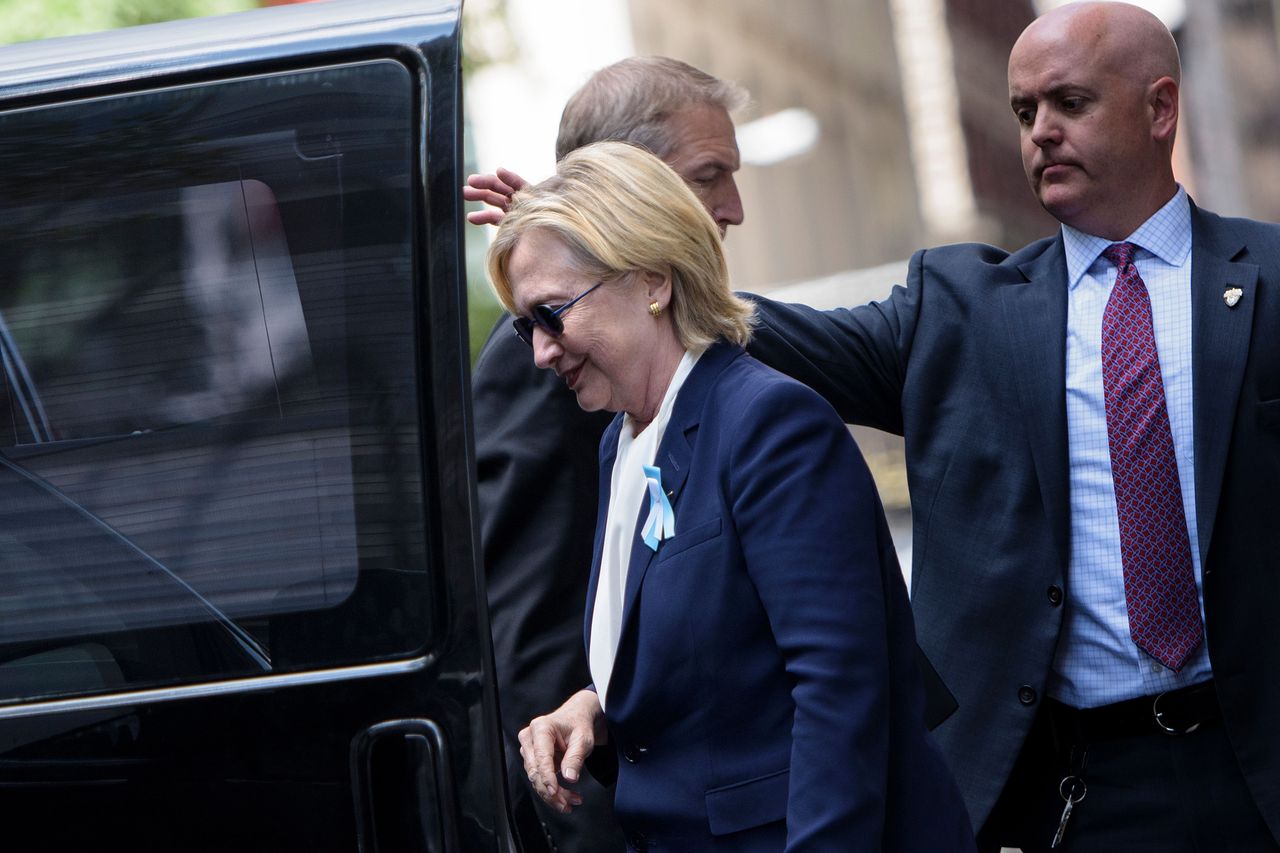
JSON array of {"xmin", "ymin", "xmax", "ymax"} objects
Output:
[
  {"xmin": 462, "ymin": 167, "xmax": 528, "ymax": 226},
  {"xmin": 518, "ymin": 689, "xmax": 606, "ymax": 814}
]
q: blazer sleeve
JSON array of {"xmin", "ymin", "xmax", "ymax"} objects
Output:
[
  {"xmin": 728, "ymin": 378, "xmax": 899, "ymax": 851},
  {"xmin": 744, "ymin": 250, "xmax": 925, "ymax": 435}
]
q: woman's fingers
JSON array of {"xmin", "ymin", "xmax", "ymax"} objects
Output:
[
  {"xmin": 520, "ymin": 717, "xmax": 561, "ymax": 799},
  {"xmin": 518, "ymin": 690, "xmax": 604, "ymax": 810},
  {"xmin": 560, "ymin": 724, "xmax": 595, "ymax": 783}
]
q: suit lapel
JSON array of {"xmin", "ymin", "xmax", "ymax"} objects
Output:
[
  {"xmin": 584, "ymin": 417, "xmax": 622, "ymax": 654},
  {"xmin": 615, "ymin": 418, "xmax": 692, "ymax": 637},
  {"xmin": 614, "ymin": 343, "xmax": 739, "ymax": 654},
  {"xmin": 1003, "ymin": 239, "xmax": 1071, "ymax": 568},
  {"xmin": 1189, "ymin": 206, "xmax": 1257, "ymax": 568}
]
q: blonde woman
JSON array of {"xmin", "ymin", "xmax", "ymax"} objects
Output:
[{"xmin": 488, "ymin": 142, "xmax": 974, "ymax": 852}]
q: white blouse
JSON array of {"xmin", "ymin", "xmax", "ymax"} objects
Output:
[{"xmin": 588, "ymin": 349, "xmax": 701, "ymax": 710}]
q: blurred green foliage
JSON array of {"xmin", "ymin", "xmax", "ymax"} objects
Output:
[
  {"xmin": 460, "ymin": 0, "xmax": 512, "ymax": 365},
  {"xmin": 460, "ymin": 0, "xmax": 513, "ymax": 76},
  {"xmin": 0, "ymin": 0, "xmax": 256, "ymax": 45},
  {"xmin": 468, "ymin": 291, "xmax": 502, "ymax": 365},
  {"xmin": 462, "ymin": 120, "xmax": 504, "ymax": 365}
]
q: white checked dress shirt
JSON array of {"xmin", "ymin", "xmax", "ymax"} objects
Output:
[{"xmin": 1049, "ymin": 187, "xmax": 1212, "ymax": 708}]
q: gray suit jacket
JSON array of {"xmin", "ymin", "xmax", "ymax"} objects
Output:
[{"xmin": 748, "ymin": 202, "xmax": 1280, "ymax": 840}]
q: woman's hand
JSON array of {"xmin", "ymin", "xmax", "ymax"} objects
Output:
[
  {"xmin": 462, "ymin": 167, "xmax": 527, "ymax": 226},
  {"xmin": 518, "ymin": 688, "xmax": 606, "ymax": 813}
]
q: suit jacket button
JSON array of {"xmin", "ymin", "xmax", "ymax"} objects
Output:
[
  {"xmin": 622, "ymin": 744, "xmax": 640, "ymax": 763},
  {"xmin": 1047, "ymin": 586, "xmax": 1064, "ymax": 606},
  {"xmin": 628, "ymin": 831, "xmax": 648, "ymax": 851},
  {"xmin": 1018, "ymin": 685, "xmax": 1038, "ymax": 706}
]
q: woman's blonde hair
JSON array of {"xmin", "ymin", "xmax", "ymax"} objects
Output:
[{"xmin": 486, "ymin": 141, "xmax": 755, "ymax": 350}]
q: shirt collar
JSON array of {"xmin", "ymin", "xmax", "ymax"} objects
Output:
[{"xmin": 1060, "ymin": 186, "xmax": 1192, "ymax": 290}]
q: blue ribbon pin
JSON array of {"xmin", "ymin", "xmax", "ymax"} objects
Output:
[{"xmin": 641, "ymin": 464, "xmax": 676, "ymax": 552}]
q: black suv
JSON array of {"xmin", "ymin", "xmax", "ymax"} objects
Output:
[{"xmin": 0, "ymin": 1, "xmax": 515, "ymax": 849}]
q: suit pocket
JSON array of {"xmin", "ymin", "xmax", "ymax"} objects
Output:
[
  {"xmin": 1258, "ymin": 398, "xmax": 1280, "ymax": 432},
  {"xmin": 656, "ymin": 517, "xmax": 722, "ymax": 562},
  {"xmin": 704, "ymin": 767, "xmax": 789, "ymax": 837}
]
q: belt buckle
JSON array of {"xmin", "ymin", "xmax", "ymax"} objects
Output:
[{"xmin": 1152, "ymin": 690, "xmax": 1201, "ymax": 736}]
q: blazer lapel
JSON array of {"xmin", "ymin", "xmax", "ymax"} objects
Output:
[
  {"xmin": 584, "ymin": 416, "xmax": 622, "ymax": 655},
  {"xmin": 1003, "ymin": 239, "xmax": 1071, "ymax": 568},
  {"xmin": 615, "ymin": 421, "xmax": 691, "ymax": 638},
  {"xmin": 1189, "ymin": 205, "xmax": 1257, "ymax": 568},
  {"xmin": 614, "ymin": 343, "xmax": 739, "ymax": 652}
]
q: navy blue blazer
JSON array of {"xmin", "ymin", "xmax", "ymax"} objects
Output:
[
  {"xmin": 748, "ymin": 203, "xmax": 1280, "ymax": 841},
  {"xmin": 584, "ymin": 342, "xmax": 974, "ymax": 852}
]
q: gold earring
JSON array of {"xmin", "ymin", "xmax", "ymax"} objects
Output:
[{"xmin": 648, "ymin": 301, "xmax": 662, "ymax": 317}]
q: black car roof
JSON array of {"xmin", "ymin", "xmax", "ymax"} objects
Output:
[{"xmin": 0, "ymin": 0, "xmax": 459, "ymax": 100}]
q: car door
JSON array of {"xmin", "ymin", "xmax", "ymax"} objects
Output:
[{"xmin": 0, "ymin": 1, "xmax": 514, "ymax": 850}]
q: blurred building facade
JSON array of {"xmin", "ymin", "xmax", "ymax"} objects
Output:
[
  {"xmin": 946, "ymin": 0, "xmax": 1057, "ymax": 247},
  {"xmin": 1183, "ymin": 0, "xmax": 1280, "ymax": 222},
  {"xmin": 628, "ymin": 0, "xmax": 924, "ymax": 292}
]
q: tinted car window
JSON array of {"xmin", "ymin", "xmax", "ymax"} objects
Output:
[{"xmin": 0, "ymin": 60, "xmax": 432, "ymax": 703}]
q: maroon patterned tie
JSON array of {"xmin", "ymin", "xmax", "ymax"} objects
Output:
[{"xmin": 1101, "ymin": 242, "xmax": 1202, "ymax": 671}]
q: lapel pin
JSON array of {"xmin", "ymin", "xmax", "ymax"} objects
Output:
[{"xmin": 1224, "ymin": 287, "xmax": 1243, "ymax": 308}]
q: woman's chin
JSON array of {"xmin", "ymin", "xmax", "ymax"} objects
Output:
[
  {"xmin": 572, "ymin": 392, "xmax": 608, "ymax": 414},
  {"xmin": 570, "ymin": 385, "xmax": 614, "ymax": 415}
]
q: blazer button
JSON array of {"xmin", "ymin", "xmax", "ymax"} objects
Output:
[
  {"xmin": 622, "ymin": 743, "xmax": 647, "ymax": 763},
  {"xmin": 1047, "ymin": 586, "xmax": 1064, "ymax": 607},
  {"xmin": 628, "ymin": 831, "xmax": 648, "ymax": 852},
  {"xmin": 1018, "ymin": 685, "xmax": 1038, "ymax": 706}
]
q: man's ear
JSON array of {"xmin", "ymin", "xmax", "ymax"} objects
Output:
[
  {"xmin": 640, "ymin": 268, "xmax": 673, "ymax": 310},
  {"xmin": 1149, "ymin": 76, "xmax": 1179, "ymax": 143}
]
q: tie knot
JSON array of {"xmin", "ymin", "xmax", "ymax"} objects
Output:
[{"xmin": 1102, "ymin": 242, "xmax": 1138, "ymax": 271}]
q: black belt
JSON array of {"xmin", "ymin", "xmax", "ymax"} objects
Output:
[{"xmin": 1046, "ymin": 680, "xmax": 1220, "ymax": 740}]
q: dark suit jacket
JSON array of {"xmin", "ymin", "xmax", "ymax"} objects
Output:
[
  {"xmin": 471, "ymin": 317, "xmax": 622, "ymax": 851},
  {"xmin": 747, "ymin": 203, "xmax": 1280, "ymax": 841},
  {"xmin": 586, "ymin": 341, "xmax": 975, "ymax": 852}
]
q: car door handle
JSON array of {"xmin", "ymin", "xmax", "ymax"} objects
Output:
[{"xmin": 351, "ymin": 718, "xmax": 459, "ymax": 853}]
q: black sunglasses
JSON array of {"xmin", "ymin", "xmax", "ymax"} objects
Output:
[{"xmin": 512, "ymin": 281, "xmax": 603, "ymax": 346}]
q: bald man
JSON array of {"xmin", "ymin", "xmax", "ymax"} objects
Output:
[{"xmin": 748, "ymin": 3, "xmax": 1280, "ymax": 851}]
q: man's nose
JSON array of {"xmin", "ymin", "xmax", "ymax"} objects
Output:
[
  {"xmin": 716, "ymin": 177, "xmax": 745, "ymax": 232},
  {"xmin": 1030, "ymin": 107, "xmax": 1061, "ymax": 147}
]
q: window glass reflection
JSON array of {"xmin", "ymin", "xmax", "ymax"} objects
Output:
[{"xmin": 0, "ymin": 61, "xmax": 430, "ymax": 702}]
